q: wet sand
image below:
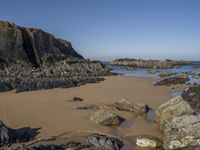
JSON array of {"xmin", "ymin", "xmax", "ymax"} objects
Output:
[{"xmin": 0, "ymin": 76, "xmax": 172, "ymax": 141}]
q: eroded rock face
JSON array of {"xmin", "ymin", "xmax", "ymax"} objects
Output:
[
  {"xmin": 154, "ymin": 74, "xmax": 190, "ymax": 86},
  {"xmin": 110, "ymin": 58, "xmax": 191, "ymax": 69},
  {"xmin": 182, "ymin": 85, "xmax": 200, "ymax": 112},
  {"xmin": 163, "ymin": 115, "xmax": 200, "ymax": 150},
  {"xmin": 85, "ymin": 134, "xmax": 124, "ymax": 150},
  {"xmin": 156, "ymin": 96, "xmax": 193, "ymax": 130},
  {"xmin": 90, "ymin": 109, "xmax": 125, "ymax": 126},
  {"xmin": 114, "ymin": 98, "xmax": 149, "ymax": 114},
  {"xmin": 0, "ymin": 21, "xmax": 111, "ymax": 93}
]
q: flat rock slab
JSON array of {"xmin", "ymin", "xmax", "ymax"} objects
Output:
[
  {"xmin": 90, "ymin": 109, "xmax": 125, "ymax": 126},
  {"xmin": 114, "ymin": 98, "xmax": 149, "ymax": 114},
  {"xmin": 154, "ymin": 74, "xmax": 190, "ymax": 86}
]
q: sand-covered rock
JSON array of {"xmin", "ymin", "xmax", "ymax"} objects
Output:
[
  {"xmin": 163, "ymin": 115, "xmax": 200, "ymax": 149},
  {"xmin": 156, "ymin": 96, "xmax": 193, "ymax": 130},
  {"xmin": 85, "ymin": 134, "xmax": 124, "ymax": 150},
  {"xmin": 154, "ymin": 74, "xmax": 190, "ymax": 86},
  {"xmin": 114, "ymin": 98, "xmax": 149, "ymax": 114},
  {"xmin": 90, "ymin": 109, "xmax": 125, "ymax": 126},
  {"xmin": 182, "ymin": 85, "xmax": 200, "ymax": 112}
]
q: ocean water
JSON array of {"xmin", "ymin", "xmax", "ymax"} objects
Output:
[{"xmin": 106, "ymin": 61, "xmax": 200, "ymax": 84}]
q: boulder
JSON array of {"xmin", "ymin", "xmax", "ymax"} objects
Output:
[
  {"xmin": 156, "ymin": 96, "xmax": 193, "ymax": 130},
  {"xmin": 163, "ymin": 115, "xmax": 200, "ymax": 150},
  {"xmin": 90, "ymin": 109, "xmax": 125, "ymax": 126},
  {"xmin": 0, "ymin": 21, "xmax": 111, "ymax": 93},
  {"xmin": 85, "ymin": 134, "xmax": 124, "ymax": 150},
  {"xmin": 132, "ymin": 135, "xmax": 162, "ymax": 148},
  {"xmin": 114, "ymin": 98, "xmax": 149, "ymax": 114},
  {"xmin": 154, "ymin": 74, "xmax": 190, "ymax": 86},
  {"xmin": 182, "ymin": 85, "xmax": 200, "ymax": 112}
]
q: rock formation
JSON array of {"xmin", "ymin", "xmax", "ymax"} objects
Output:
[
  {"xmin": 90, "ymin": 109, "xmax": 125, "ymax": 126},
  {"xmin": 0, "ymin": 21, "xmax": 111, "ymax": 92},
  {"xmin": 182, "ymin": 84, "xmax": 200, "ymax": 112},
  {"xmin": 154, "ymin": 74, "xmax": 190, "ymax": 86},
  {"xmin": 110, "ymin": 58, "xmax": 191, "ymax": 69}
]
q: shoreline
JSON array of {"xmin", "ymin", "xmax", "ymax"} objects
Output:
[{"xmin": 0, "ymin": 75, "xmax": 172, "ymax": 149}]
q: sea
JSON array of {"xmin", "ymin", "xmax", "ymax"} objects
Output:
[{"xmin": 106, "ymin": 61, "xmax": 200, "ymax": 84}]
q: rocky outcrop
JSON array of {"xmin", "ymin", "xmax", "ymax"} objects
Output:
[
  {"xmin": 0, "ymin": 21, "xmax": 83, "ymax": 68},
  {"xmin": 154, "ymin": 74, "xmax": 190, "ymax": 86},
  {"xmin": 90, "ymin": 109, "xmax": 125, "ymax": 126},
  {"xmin": 0, "ymin": 21, "xmax": 111, "ymax": 92},
  {"xmin": 163, "ymin": 115, "xmax": 200, "ymax": 149},
  {"xmin": 110, "ymin": 58, "xmax": 191, "ymax": 69},
  {"xmin": 85, "ymin": 134, "xmax": 124, "ymax": 150},
  {"xmin": 114, "ymin": 98, "xmax": 150, "ymax": 114},
  {"xmin": 0, "ymin": 121, "xmax": 39, "ymax": 147},
  {"xmin": 182, "ymin": 85, "xmax": 200, "ymax": 112},
  {"xmin": 16, "ymin": 142, "xmax": 88, "ymax": 150},
  {"xmin": 159, "ymin": 72, "xmax": 177, "ymax": 77},
  {"xmin": 132, "ymin": 135, "xmax": 162, "ymax": 148},
  {"xmin": 156, "ymin": 96, "xmax": 193, "ymax": 130}
]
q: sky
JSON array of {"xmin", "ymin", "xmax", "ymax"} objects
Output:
[{"xmin": 0, "ymin": 0, "xmax": 200, "ymax": 61}]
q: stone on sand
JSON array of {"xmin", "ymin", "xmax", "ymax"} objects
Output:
[
  {"xmin": 114, "ymin": 98, "xmax": 149, "ymax": 114},
  {"xmin": 90, "ymin": 109, "xmax": 125, "ymax": 126},
  {"xmin": 85, "ymin": 134, "xmax": 124, "ymax": 150}
]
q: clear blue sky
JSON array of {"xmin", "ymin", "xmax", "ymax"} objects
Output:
[{"xmin": 1, "ymin": 0, "xmax": 200, "ymax": 61}]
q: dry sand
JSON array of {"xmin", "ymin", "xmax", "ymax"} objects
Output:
[{"xmin": 0, "ymin": 76, "xmax": 172, "ymax": 141}]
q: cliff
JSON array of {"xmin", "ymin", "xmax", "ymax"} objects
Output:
[
  {"xmin": 0, "ymin": 21, "xmax": 83, "ymax": 68},
  {"xmin": 0, "ymin": 21, "xmax": 111, "ymax": 92}
]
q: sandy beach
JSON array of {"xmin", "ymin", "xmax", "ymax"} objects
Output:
[{"xmin": 0, "ymin": 76, "xmax": 172, "ymax": 141}]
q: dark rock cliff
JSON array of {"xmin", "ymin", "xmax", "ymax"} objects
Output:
[
  {"xmin": 0, "ymin": 21, "xmax": 111, "ymax": 92},
  {"xmin": 0, "ymin": 21, "xmax": 83, "ymax": 67}
]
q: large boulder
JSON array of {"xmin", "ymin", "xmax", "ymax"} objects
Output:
[
  {"xmin": 114, "ymin": 98, "xmax": 149, "ymax": 114},
  {"xmin": 90, "ymin": 109, "xmax": 125, "ymax": 126},
  {"xmin": 182, "ymin": 85, "xmax": 200, "ymax": 112},
  {"xmin": 156, "ymin": 96, "xmax": 193, "ymax": 130},
  {"xmin": 163, "ymin": 115, "xmax": 200, "ymax": 150},
  {"xmin": 154, "ymin": 74, "xmax": 190, "ymax": 86},
  {"xmin": 85, "ymin": 134, "xmax": 124, "ymax": 150}
]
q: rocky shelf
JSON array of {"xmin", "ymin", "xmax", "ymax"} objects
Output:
[
  {"xmin": 0, "ymin": 21, "xmax": 112, "ymax": 92},
  {"xmin": 110, "ymin": 58, "xmax": 191, "ymax": 69}
]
